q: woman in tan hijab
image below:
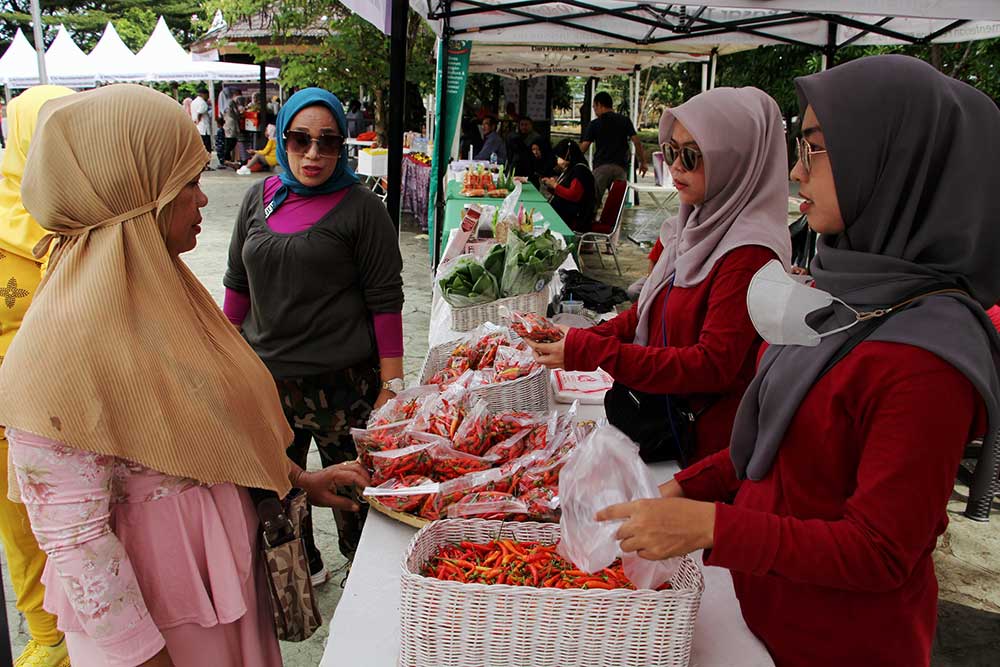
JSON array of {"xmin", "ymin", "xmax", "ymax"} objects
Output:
[{"xmin": 0, "ymin": 84, "xmax": 368, "ymax": 666}]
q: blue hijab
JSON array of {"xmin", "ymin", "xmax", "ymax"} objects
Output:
[{"xmin": 269, "ymin": 88, "xmax": 359, "ymax": 216}]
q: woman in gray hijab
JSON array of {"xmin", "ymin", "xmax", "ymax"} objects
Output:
[{"xmin": 598, "ymin": 55, "xmax": 1000, "ymax": 667}]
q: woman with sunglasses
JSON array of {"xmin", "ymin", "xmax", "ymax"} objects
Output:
[
  {"xmin": 598, "ymin": 55, "xmax": 1000, "ymax": 667},
  {"xmin": 540, "ymin": 139, "xmax": 596, "ymax": 233},
  {"xmin": 527, "ymin": 87, "xmax": 791, "ymax": 465},
  {"xmin": 224, "ymin": 88, "xmax": 404, "ymax": 581}
]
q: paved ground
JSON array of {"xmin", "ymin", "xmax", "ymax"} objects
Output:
[{"xmin": 2, "ymin": 168, "xmax": 999, "ymax": 665}]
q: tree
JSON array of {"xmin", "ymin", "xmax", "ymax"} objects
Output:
[{"xmin": 207, "ymin": 0, "xmax": 437, "ymax": 138}]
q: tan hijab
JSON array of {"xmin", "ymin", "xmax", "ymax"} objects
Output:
[{"xmin": 0, "ymin": 84, "xmax": 293, "ymax": 496}]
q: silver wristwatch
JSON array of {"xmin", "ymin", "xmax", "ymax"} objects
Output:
[{"xmin": 381, "ymin": 378, "xmax": 405, "ymax": 394}]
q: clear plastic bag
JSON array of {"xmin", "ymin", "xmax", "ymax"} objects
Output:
[
  {"xmin": 363, "ymin": 476, "xmax": 437, "ymax": 513},
  {"xmin": 557, "ymin": 424, "xmax": 679, "ymax": 590},
  {"xmin": 367, "ymin": 385, "xmax": 438, "ymax": 427},
  {"xmin": 369, "ymin": 442, "xmax": 435, "ymax": 486},
  {"xmin": 352, "ymin": 419, "xmax": 414, "ymax": 469},
  {"xmin": 493, "ymin": 345, "xmax": 540, "ymax": 383},
  {"xmin": 446, "ymin": 491, "xmax": 528, "ymax": 520}
]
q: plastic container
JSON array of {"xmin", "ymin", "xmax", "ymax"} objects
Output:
[{"xmin": 561, "ymin": 299, "xmax": 583, "ymax": 315}]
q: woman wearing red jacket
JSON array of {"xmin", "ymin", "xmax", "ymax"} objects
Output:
[
  {"xmin": 599, "ymin": 55, "xmax": 1000, "ymax": 667},
  {"xmin": 530, "ymin": 86, "xmax": 792, "ymax": 464}
]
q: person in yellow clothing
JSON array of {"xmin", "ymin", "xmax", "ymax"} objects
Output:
[
  {"xmin": 0, "ymin": 86, "xmax": 73, "ymax": 667},
  {"xmin": 237, "ymin": 124, "xmax": 278, "ymax": 174}
]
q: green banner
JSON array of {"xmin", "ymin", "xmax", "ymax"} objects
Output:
[{"xmin": 427, "ymin": 39, "xmax": 471, "ymax": 262}]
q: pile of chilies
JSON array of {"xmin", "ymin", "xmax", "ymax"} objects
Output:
[{"xmin": 423, "ymin": 539, "xmax": 671, "ymax": 591}]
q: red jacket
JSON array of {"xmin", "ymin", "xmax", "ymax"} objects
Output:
[
  {"xmin": 675, "ymin": 341, "xmax": 985, "ymax": 667},
  {"xmin": 563, "ymin": 245, "xmax": 775, "ymax": 461}
]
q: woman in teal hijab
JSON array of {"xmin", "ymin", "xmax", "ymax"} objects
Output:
[
  {"xmin": 224, "ymin": 87, "xmax": 404, "ymax": 580},
  {"xmin": 269, "ymin": 87, "xmax": 360, "ymax": 213}
]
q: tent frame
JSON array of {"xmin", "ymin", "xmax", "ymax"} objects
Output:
[{"xmin": 421, "ymin": 1, "xmax": 971, "ymax": 49}]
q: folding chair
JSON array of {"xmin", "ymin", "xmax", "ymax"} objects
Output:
[{"xmin": 576, "ymin": 179, "xmax": 627, "ymax": 275}]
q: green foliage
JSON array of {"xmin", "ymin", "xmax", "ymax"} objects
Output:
[{"xmin": 549, "ymin": 77, "xmax": 572, "ymax": 110}]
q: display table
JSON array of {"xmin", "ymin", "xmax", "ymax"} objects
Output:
[
  {"xmin": 441, "ymin": 190, "xmax": 574, "ymax": 257},
  {"xmin": 447, "ymin": 179, "xmax": 549, "ymax": 204},
  {"xmin": 402, "ymin": 155, "xmax": 432, "ymax": 228},
  {"xmin": 320, "ymin": 420, "xmax": 775, "ymax": 667}
]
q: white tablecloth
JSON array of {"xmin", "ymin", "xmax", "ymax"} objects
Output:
[{"xmin": 321, "ymin": 397, "xmax": 774, "ymax": 667}]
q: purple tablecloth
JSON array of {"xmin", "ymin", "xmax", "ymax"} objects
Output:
[{"xmin": 401, "ymin": 156, "xmax": 431, "ymax": 230}]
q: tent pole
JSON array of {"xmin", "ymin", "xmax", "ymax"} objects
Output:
[
  {"xmin": 258, "ymin": 64, "xmax": 267, "ymax": 148},
  {"xmin": 29, "ymin": 0, "xmax": 48, "ymax": 85},
  {"xmin": 823, "ymin": 21, "xmax": 837, "ymax": 70},
  {"xmin": 208, "ymin": 80, "xmax": 217, "ymax": 139},
  {"xmin": 709, "ymin": 49, "xmax": 718, "ymax": 90},
  {"xmin": 701, "ymin": 62, "xmax": 708, "ymax": 92},
  {"xmin": 628, "ymin": 72, "xmax": 636, "ymax": 188},
  {"xmin": 432, "ymin": 15, "xmax": 452, "ymax": 269},
  {"xmin": 387, "ymin": 0, "xmax": 408, "ymax": 230},
  {"xmin": 586, "ymin": 77, "xmax": 595, "ymax": 167}
]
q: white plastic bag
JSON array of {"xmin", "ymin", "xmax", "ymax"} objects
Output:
[{"xmin": 557, "ymin": 424, "xmax": 679, "ymax": 590}]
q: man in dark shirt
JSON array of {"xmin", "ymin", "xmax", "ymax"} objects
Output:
[
  {"xmin": 580, "ymin": 91, "xmax": 647, "ymax": 206},
  {"xmin": 508, "ymin": 117, "xmax": 541, "ymax": 177},
  {"xmin": 474, "ymin": 115, "xmax": 506, "ymax": 162}
]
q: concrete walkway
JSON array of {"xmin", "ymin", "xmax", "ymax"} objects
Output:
[{"xmin": 2, "ymin": 168, "xmax": 998, "ymax": 666}]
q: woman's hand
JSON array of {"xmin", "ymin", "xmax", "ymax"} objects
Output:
[
  {"xmin": 373, "ymin": 388, "xmax": 395, "ymax": 410},
  {"xmin": 524, "ymin": 336, "xmax": 566, "ymax": 370},
  {"xmin": 140, "ymin": 648, "xmax": 174, "ymax": 667},
  {"xmin": 659, "ymin": 478, "xmax": 685, "ymax": 498},
  {"xmin": 541, "ymin": 177, "xmax": 556, "ymax": 189},
  {"xmin": 299, "ymin": 462, "xmax": 371, "ymax": 510},
  {"xmin": 596, "ymin": 497, "xmax": 715, "ymax": 561},
  {"xmin": 248, "ymin": 149, "xmax": 257, "ymax": 156}
]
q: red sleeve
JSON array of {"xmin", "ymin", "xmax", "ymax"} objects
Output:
[
  {"xmin": 566, "ymin": 304, "xmax": 639, "ymax": 351},
  {"xmin": 649, "ymin": 238, "xmax": 664, "ymax": 264},
  {"xmin": 554, "ymin": 178, "xmax": 585, "ymax": 203},
  {"xmin": 706, "ymin": 354, "xmax": 980, "ymax": 592},
  {"xmin": 673, "ymin": 447, "xmax": 742, "ymax": 503},
  {"xmin": 562, "ymin": 249, "xmax": 764, "ymax": 394},
  {"xmin": 223, "ymin": 288, "xmax": 251, "ymax": 327}
]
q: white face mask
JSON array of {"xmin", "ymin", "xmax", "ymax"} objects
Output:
[{"xmin": 746, "ymin": 260, "xmax": 864, "ymax": 347}]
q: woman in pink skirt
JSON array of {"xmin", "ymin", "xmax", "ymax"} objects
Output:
[{"xmin": 0, "ymin": 85, "xmax": 369, "ymax": 666}]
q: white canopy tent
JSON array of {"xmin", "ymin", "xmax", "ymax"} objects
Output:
[
  {"xmin": 409, "ymin": 1, "xmax": 1000, "ymax": 49},
  {"xmin": 1, "ymin": 19, "xmax": 280, "ymax": 88},
  {"xmin": 468, "ymin": 43, "xmax": 707, "ymax": 77},
  {"xmin": 1, "ymin": 26, "xmax": 97, "ymax": 89},
  {"xmin": 87, "ymin": 22, "xmax": 148, "ymax": 82}
]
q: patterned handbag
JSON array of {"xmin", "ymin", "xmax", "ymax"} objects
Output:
[{"xmin": 258, "ymin": 488, "xmax": 322, "ymax": 641}]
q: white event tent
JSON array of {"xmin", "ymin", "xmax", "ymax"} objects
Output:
[
  {"xmin": 1, "ymin": 26, "xmax": 97, "ymax": 89},
  {"xmin": 1, "ymin": 17, "xmax": 279, "ymax": 91}
]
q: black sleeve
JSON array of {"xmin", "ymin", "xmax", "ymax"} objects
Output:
[
  {"xmin": 222, "ymin": 183, "xmax": 260, "ymax": 294},
  {"xmin": 353, "ymin": 189, "xmax": 404, "ymax": 313},
  {"xmin": 625, "ymin": 117, "xmax": 637, "ymax": 138},
  {"xmin": 582, "ymin": 117, "xmax": 599, "ymax": 142}
]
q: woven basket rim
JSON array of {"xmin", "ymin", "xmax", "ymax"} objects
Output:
[{"xmin": 401, "ymin": 518, "xmax": 705, "ymax": 597}]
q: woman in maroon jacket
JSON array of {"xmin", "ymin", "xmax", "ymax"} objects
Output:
[
  {"xmin": 598, "ymin": 55, "xmax": 1000, "ymax": 667},
  {"xmin": 530, "ymin": 86, "xmax": 792, "ymax": 463}
]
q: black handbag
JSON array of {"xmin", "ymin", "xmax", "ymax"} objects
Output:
[
  {"xmin": 604, "ymin": 382, "xmax": 705, "ymax": 465},
  {"xmin": 603, "ymin": 278, "xmax": 715, "ymax": 466}
]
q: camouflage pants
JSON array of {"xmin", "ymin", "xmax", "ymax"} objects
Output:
[{"xmin": 275, "ymin": 363, "xmax": 379, "ymax": 563}]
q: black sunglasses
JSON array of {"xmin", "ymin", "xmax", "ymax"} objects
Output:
[
  {"xmin": 283, "ymin": 130, "xmax": 345, "ymax": 157},
  {"xmin": 661, "ymin": 142, "xmax": 703, "ymax": 172}
]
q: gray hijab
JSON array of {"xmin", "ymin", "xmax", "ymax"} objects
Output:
[
  {"xmin": 634, "ymin": 87, "xmax": 791, "ymax": 346},
  {"xmin": 731, "ymin": 55, "xmax": 1000, "ymax": 516}
]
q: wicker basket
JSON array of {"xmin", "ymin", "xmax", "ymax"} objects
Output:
[
  {"xmin": 419, "ymin": 338, "xmax": 550, "ymax": 413},
  {"xmin": 450, "ymin": 290, "xmax": 550, "ymax": 332},
  {"xmin": 399, "ymin": 519, "xmax": 704, "ymax": 667}
]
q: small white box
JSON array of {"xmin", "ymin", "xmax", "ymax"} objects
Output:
[{"xmin": 357, "ymin": 149, "xmax": 388, "ymax": 177}]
